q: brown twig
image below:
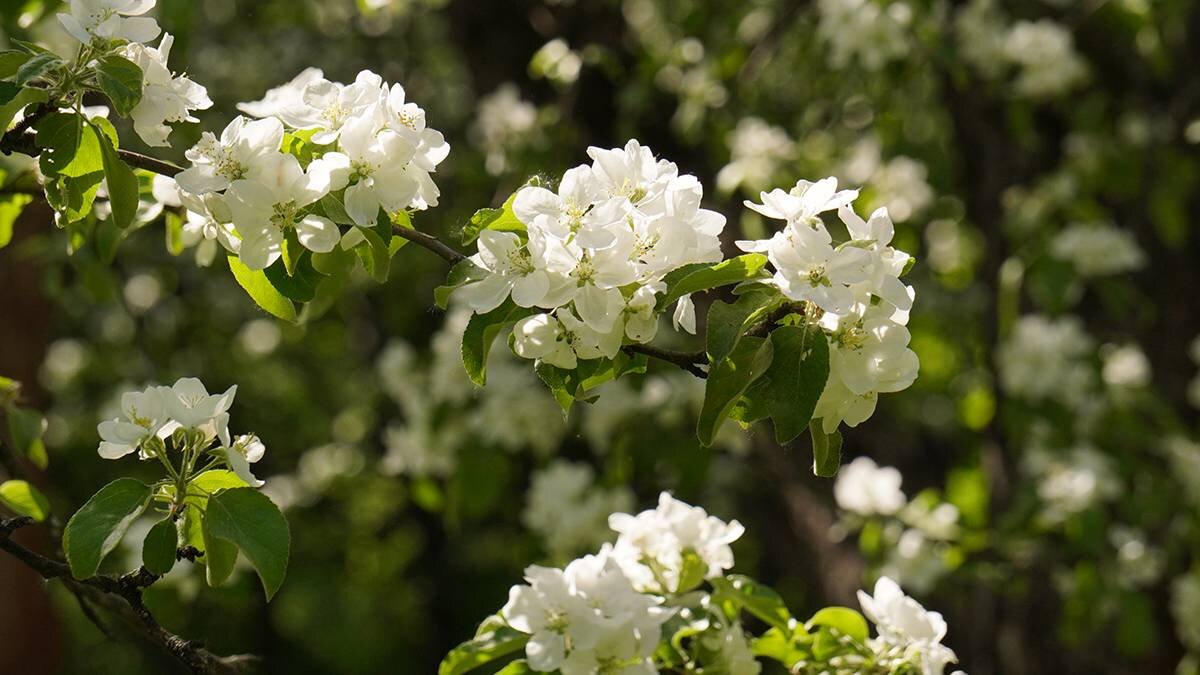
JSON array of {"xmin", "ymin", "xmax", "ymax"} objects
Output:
[
  {"xmin": 393, "ymin": 223, "xmax": 467, "ymax": 264},
  {"xmin": 623, "ymin": 343, "xmax": 708, "ymax": 378},
  {"xmin": 0, "ymin": 517, "xmax": 256, "ymax": 674}
]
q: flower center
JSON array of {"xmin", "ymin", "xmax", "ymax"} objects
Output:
[
  {"xmin": 320, "ymin": 103, "xmax": 350, "ymax": 129},
  {"xmin": 506, "ymin": 248, "xmax": 535, "ymax": 275},
  {"xmin": 351, "ymin": 160, "xmax": 376, "ymax": 181},
  {"xmin": 271, "ymin": 201, "xmax": 298, "ymax": 228},
  {"xmin": 573, "ymin": 259, "xmax": 596, "ymax": 284},
  {"xmin": 544, "ymin": 609, "xmax": 569, "ymax": 632}
]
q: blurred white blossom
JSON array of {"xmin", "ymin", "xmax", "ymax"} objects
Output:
[
  {"xmin": 998, "ymin": 315, "xmax": 1094, "ymax": 406},
  {"xmin": 1050, "ymin": 223, "xmax": 1145, "ymax": 277},
  {"xmin": 835, "ymin": 456, "xmax": 907, "ymax": 516},
  {"xmin": 716, "ymin": 117, "xmax": 794, "ymax": 194},
  {"xmin": 471, "ymin": 83, "xmax": 538, "ymax": 175},
  {"xmin": 817, "ymin": 0, "xmax": 913, "ymax": 71},
  {"xmin": 523, "ymin": 461, "xmax": 634, "ymax": 560}
]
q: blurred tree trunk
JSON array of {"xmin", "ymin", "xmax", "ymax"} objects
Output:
[{"xmin": 0, "ymin": 201, "xmax": 60, "ymax": 675}]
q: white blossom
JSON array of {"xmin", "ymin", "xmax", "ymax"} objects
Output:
[
  {"xmin": 464, "ymin": 139, "xmax": 725, "ymax": 370},
  {"xmin": 224, "ymin": 434, "xmax": 265, "ymax": 487},
  {"xmin": 502, "ymin": 549, "xmax": 669, "ymax": 673},
  {"xmin": 177, "ymin": 116, "xmax": 286, "ymax": 195},
  {"xmin": 119, "ymin": 33, "xmax": 212, "ymax": 147},
  {"xmin": 237, "ymin": 68, "xmax": 325, "ymax": 121},
  {"xmin": 97, "ymin": 385, "xmax": 169, "ymax": 459},
  {"xmin": 225, "ymin": 153, "xmax": 339, "ymax": 269},
  {"xmin": 858, "ymin": 576, "xmax": 960, "ymax": 675},
  {"xmin": 608, "ymin": 492, "xmax": 744, "ymax": 593},
  {"xmin": 59, "ymin": 0, "xmax": 160, "ymax": 45}
]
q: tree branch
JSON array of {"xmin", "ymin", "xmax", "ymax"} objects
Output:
[
  {"xmin": 0, "ymin": 517, "xmax": 256, "ymax": 675},
  {"xmin": 393, "ymin": 223, "xmax": 467, "ymax": 264},
  {"xmin": 624, "ymin": 343, "xmax": 708, "ymax": 378}
]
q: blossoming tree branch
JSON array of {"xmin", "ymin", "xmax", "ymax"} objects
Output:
[{"xmin": 0, "ymin": 2, "xmax": 949, "ymax": 674}]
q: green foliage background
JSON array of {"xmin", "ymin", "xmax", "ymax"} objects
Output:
[{"xmin": 1, "ymin": 0, "xmax": 1199, "ymax": 673}]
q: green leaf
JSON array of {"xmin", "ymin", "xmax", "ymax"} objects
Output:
[
  {"xmin": 659, "ymin": 253, "xmax": 769, "ymax": 308},
  {"xmin": 7, "ymin": 405, "xmax": 48, "ymax": 469},
  {"xmin": 92, "ymin": 119, "xmax": 139, "ymax": 229},
  {"xmin": 698, "ymin": 336, "xmax": 773, "ymax": 446},
  {"xmin": 263, "ymin": 253, "xmax": 320, "ymax": 303},
  {"xmin": 0, "ymin": 86, "xmax": 48, "ymax": 135},
  {"xmin": 142, "ymin": 517, "xmax": 178, "ymax": 576},
  {"xmin": 577, "ymin": 351, "xmax": 647, "ymax": 391},
  {"xmin": 227, "ymin": 254, "xmax": 298, "ymax": 322},
  {"xmin": 806, "ymin": 607, "xmax": 868, "ymax": 644},
  {"xmin": 438, "ymin": 625, "xmax": 529, "ymax": 675},
  {"xmin": 735, "ymin": 325, "xmax": 829, "ymax": 444},
  {"xmin": 354, "ymin": 224, "xmax": 392, "ymax": 283},
  {"xmin": 710, "ymin": 574, "xmax": 793, "ymax": 633},
  {"xmin": 185, "ymin": 470, "xmax": 250, "ymax": 505},
  {"xmin": 43, "ymin": 171, "xmax": 105, "ymax": 225},
  {"xmin": 0, "ymin": 193, "xmax": 32, "ymax": 250},
  {"xmin": 461, "ymin": 301, "xmax": 536, "ymax": 386},
  {"xmin": 752, "ymin": 626, "xmax": 811, "ymax": 668},
  {"xmin": 202, "ymin": 518, "xmax": 238, "ymax": 586},
  {"xmin": 14, "ymin": 51, "xmax": 62, "ymax": 86},
  {"xmin": 203, "ymin": 488, "xmax": 290, "ymax": 600},
  {"xmin": 0, "ymin": 480, "xmax": 51, "ymax": 522},
  {"xmin": 0, "ymin": 81, "xmax": 21, "ymax": 107},
  {"xmin": 317, "ymin": 193, "xmax": 354, "ymax": 226},
  {"xmin": 811, "ymin": 427, "xmax": 843, "ymax": 477},
  {"xmin": 63, "ymin": 478, "xmax": 152, "ymax": 579},
  {"xmin": 298, "ymin": 264, "xmax": 350, "ymax": 324},
  {"xmin": 35, "ymin": 112, "xmax": 82, "ymax": 176},
  {"xmin": 494, "ymin": 661, "xmax": 534, "ymax": 675},
  {"xmin": 459, "ymin": 185, "xmax": 531, "ymax": 245},
  {"xmin": 534, "ymin": 362, "xmax": 577, "ymax": 414},
  {"xmin": 9, "ymin": 40, "xmax": 52, "ymax": 55},
  {"xmin": 705, "ymin": 290, "xmax": 777, "ymax": 365},
  {"xmin": 0, "ymin": 50, "xmax": 32, "ymax": 79},
  {"xmin": 434, "ymin": 259, "xmax": 486, "ymax": 310},
  {"xmin": 94, "ymin": 55, "xmax": 144, "ymax": 117},
  {"xmin": 164, "ymin": 210, "xmax": 185, "ymax": 255}
]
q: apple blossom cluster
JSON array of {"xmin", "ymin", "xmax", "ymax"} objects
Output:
[
  {"xmin": 736, "ymin": 178, "xmax": 919, "ymax": 432},
  {"xmin": 458, "ymin": 139, "xmax": 725, "ymax": 369},
  {"xmin": 499, "ymin": 493, "xmax": 740, "ymax": 673},
  {"xmin": 501, "ymin": 548, "xmax": 672, "ymax": 673},
  {"xmin": 473, "ymin": 494, "xmax": 965, "ymax": 674},
  {"xmin": 162, "ymin": 68, "xmax": 448, "ymax": 270},
  {"xmin": 59, "ymin": 1, "xmax": 213, "ymax": 146},
  {"xmin": 97, "ymin": 377, "xmax": 267, "ymax": 487}
]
